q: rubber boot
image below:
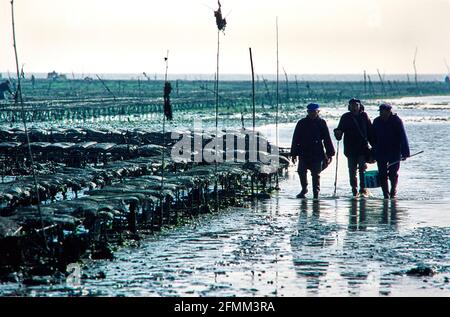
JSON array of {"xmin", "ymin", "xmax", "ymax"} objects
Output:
[
  {"xmin": 297, "ymin": 173, "xmax": 308, "ymax": 198},
  {"xmin": 313, "ymin": 191, "xmax": 319, "ymax": 200},
  {"xmin": 352, "ymin": 187, "xmax": 359, "ymax": 197},
  {"xmin": 389, "ymin": 177, "xmax": 398, "ymax": 198},
  {"xmin": 381, "ymin": 180, "xmax": 390, "ymax": 199},
  {"xmin": 296, "ymin": 188, "xmax": 308, "ymax": 199}
]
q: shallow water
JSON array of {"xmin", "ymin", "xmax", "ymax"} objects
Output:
[{"xmin": 1, "ymin": 95, "xmax": 450, "ymax": 297}]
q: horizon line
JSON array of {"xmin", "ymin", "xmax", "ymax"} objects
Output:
[{"xmin": 1, "ymin": 72, "xmax": 449, "ymax": 82}]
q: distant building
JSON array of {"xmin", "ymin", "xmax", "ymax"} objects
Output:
[{"xmin": 47, "ymin": 71, "xmax": 67, "ymax": 81}]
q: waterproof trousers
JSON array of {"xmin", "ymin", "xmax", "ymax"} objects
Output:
[
  {"xmin": 377, "ymin": 160, "xmax": 400, "ymax": 198},
  {"xmin": 297, "ymin": 160, "xmax": 322, "ymax": 198},
  {"xmin": 347, "ymin": 155, "xmax": 367, "ymax": 194}
]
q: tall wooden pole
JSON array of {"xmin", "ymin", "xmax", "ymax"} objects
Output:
[
  {"xmin": 377, "ymin": 68, "xmax": 386, "ymax": 94},
  {"xmin": 249, "ymin": 47, "xmax": 255, "ymax": 132},
  {"xmin": 363, "ymin": 70, "xmax": 367, "ymax": 94},
  {"xmin": 413, "ymin": 47, "xmax": 418, "ymax": 91},
  {"xmin": 215, "ymin": 30, "xmax": 220, "ymax": 212},
  {"xmin": 333, "ymin": 141, "xmax": 340, "ymax": 197},
  {"xmin": 10, "ymin": 0, "xmax": 47, "ymax": 249},
  {"xmin": 160, "ymin": 50, "xmax": 169, "ymax": 226},
  {"xmin": 275, "ymin": 17, "xmax": 280, "ymax": 190}
]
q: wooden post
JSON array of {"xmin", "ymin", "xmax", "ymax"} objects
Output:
[
  {"xmin": 275, "ymin": 17, "xmax": 280, "ymax": 190},
  {"xmin": 160, "ymin": 50, "xmax": 169, "ymax": 227},
  {"xmin": 10, "ymin": 0, "xmax": 48, "ymax": 250},
  {"xmin": 283, "ymin": 67, "xmax": 289, "ymax": 102},
  {"xmin": 413, "ymin": 47, "xmax": 419, "ymax": 91},
  {"xmin": 363, "ymin": 70, "xmax": 367, "ymax": 94},
  {"xmin": 377, "ymin": 69, "xmax": 386, "ymax": 94},
  {"xmin": 249, "ymin": 48, "xmax": 256, "ymax": 132}
]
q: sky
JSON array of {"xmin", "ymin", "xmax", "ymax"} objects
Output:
[{"xmin": 1, "ymin": 0, "xmax": 450, "ymax": 76}]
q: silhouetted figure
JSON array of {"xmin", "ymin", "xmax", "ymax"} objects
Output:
[
  {"xmin": 372, "ymin": 103, "xmax": 410, "ymax": 199},
  {"xmin": 334, "ymin": 98, "xmax": 374, "ymax": 197},
  {"xmin": 0, "ymin": 80, "xmax": 12, "ymax": 100},
  {"xmin": 291, "ymin": 103, "xmax": 335, "ymax": 199}
]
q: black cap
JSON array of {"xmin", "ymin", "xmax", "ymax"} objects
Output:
[
  {"xmin": 348, "ymin": 98, "xmax": 361, "ymax": 105},
  {"xmin": 379, "ymin": 103, "xmax": 392, "ymax": 111}
]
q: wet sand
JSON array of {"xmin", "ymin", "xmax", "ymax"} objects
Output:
[
  {"xmin": 3, "ymin": 163, "xmax": 448, "ymax": 296},
  {"xmin": 6, "ymin": 167, "xmax": 447, "ymax": 297},
  {"xmin": 77, "ymin": 169, "xmax": 450, "ymax": 297}
]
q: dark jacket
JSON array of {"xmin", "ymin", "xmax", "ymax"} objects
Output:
[
  {"xmin": 372, "ymin": 114, "xmax": 410, "ymax": 162},
  {"xmin": 291, "ymin": 116, "xmax": 335, "ymax": 162},
  {"xmin": 335, "ymin": 112, "xmax": 373, "ymax": 157}
]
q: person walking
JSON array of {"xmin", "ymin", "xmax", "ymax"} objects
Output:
[
  {"xmin": 334, "ymin": 98, "xmax": 374, "ymax": 197},
  {"xmin": 372, "ymin": 103, "xmax": 410, "ymax": 199},
  {"xmin": 291, "ymin": 103, "xmax": 335, "ymax": 199}
]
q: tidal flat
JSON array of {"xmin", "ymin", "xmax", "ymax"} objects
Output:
[{"xmin": 1, "ymin": 80, "xmax": 449, "ymax": 296}]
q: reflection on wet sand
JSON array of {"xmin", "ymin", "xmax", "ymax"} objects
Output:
[
  {"xmin": 343, "ymin": 198, "xmax": 408, "ymax": 296},
  {"xmin": 289, "ymin": 197, "xmax": 415, "ymax": 296},
  {"xmin": 348, "ymin": 199, "xmax": 367, "ymax": 231},
  {"xmin": 290, "ymin": 200, "xmax": 335, "ymax": 295},
  {"xmin": 347, "ymin": 198, "xmax": 407, "ymax": 231},
  {"xmin": 380, "ymin": 199, "xmax": 401, "ymax": 227}
]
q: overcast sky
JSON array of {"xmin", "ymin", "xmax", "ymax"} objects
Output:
[{"xmin": 1, "ymin": 0, "xmax": 450, "ymax": 75}]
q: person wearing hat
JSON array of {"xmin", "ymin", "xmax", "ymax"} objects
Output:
[
  {"xmin": 291, "ymin": 103, "xmax": 335, "ymax": 199},
  {"xmin": 372, "ymin": 103, "xmax": 410, "ymax": 198},
  {"xmin": 334, "ymin": 98, "xmax": 374, "ymax": 197}
]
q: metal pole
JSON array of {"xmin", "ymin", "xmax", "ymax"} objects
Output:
[
  {"xmin": 160, "ymin": 50, "xmax": 169, "ymax": 226},
  {"xmin": 249, "ymin": 47, "xmax": 255, "ymax": 132},
  {"xmin": 387, "ymin": 150, "xmax": 423, "ymax": 168},
  {"xmin": 275, "ymin": 17, "xmax": 280, "ymax": 190},
  {"xmin": 215, "ymin": 30, "xmax": 220, "ymax": 212},
  {"xmin": 333, "ymin": 141, "xmax": 340, "ymax": 197}
]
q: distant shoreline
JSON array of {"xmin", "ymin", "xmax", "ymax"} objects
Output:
[{"xmin": 1, "ymin": 72, "xmax": 449, "ymax": 82}]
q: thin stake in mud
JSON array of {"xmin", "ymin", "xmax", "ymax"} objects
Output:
[
  {"xmin": 413, "ymin": 47, "xmax": 419, "ymax": 90},
  {"xmin": 283, "ymin": 67, "xmax": 289, "ymax": 102},
  {"xmin": 377, "ymin": 69, "xmax": 386, "ymax": 95},
  {"xmin": 333, "ymin": 141, "xmax": 340, "ymax": 197},
  {"xmin": 213, "ymin": 0, "xmax": 227, "ymax": 212},
  {"xmin": 161, "ymin": 50, "xmax": 172, "ymax": 226},
  {"xmin": 367, "ymin": 74, "xmax": 375, "ymax": 96},
  {"xmin": 363, "ymin": 70, "xmax": 367, "ymax": 94},
  {"xmin": 249, "ymin": 47, "xmax": 256, "ymax": 132},
  {"xmin": 261, "ymin": 75, "xmax": 272, "ymax": 107},
  {"xmin": 96, "ymin": 74, "xmax": 117, "ymax": 101},
  {"xmin": 10, "ymin": 0, "xmax": 48, "ymax": 249},
  {"xmin": 275, "ymin": 16, "xmax": 280, "ymax": 190}
]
